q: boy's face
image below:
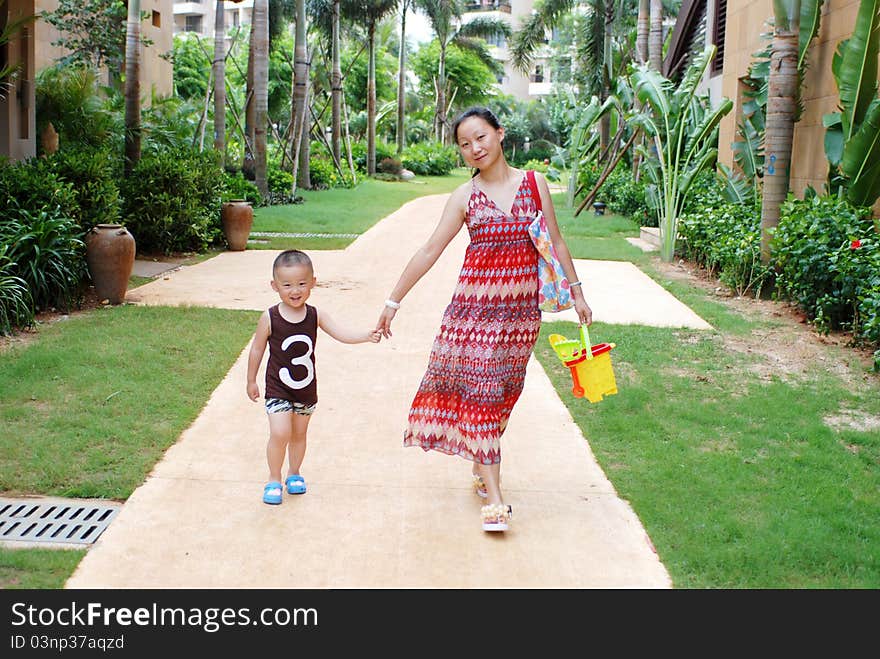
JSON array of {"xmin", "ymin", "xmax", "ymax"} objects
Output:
[{"xmin": 271, "ymin": 263, "xmax": 316, "ymax": 310}]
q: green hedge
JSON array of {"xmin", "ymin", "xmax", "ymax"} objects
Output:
[
  {"xmin": 773, "ymin": 196, "xmax": 879, "ymax": 343},
  {"xmin": 120, "ymin": 149, "xmax": 223, "ymax": 254}
]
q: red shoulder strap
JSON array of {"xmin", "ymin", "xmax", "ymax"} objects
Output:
[{"xmin": 526, "ymin": 170, "xmax": 542, "ymax": 212}]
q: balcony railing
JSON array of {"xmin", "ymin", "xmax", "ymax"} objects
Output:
[{"xmin": 463, "ymin": 1, "xmax": 511, "ymax": 14}]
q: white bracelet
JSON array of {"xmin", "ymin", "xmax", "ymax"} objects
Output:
[
  {"xmin": 384, "ymin": 299, "xmax": 401, "ymax": 310},
  {"xmin": 570, "ymin": 281, "xmax": 583, "ymax": 288}
]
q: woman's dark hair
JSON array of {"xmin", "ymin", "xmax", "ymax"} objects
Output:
[{"xmin": 451, "ymin": 107, "xmax": 502, "ymax": 143}]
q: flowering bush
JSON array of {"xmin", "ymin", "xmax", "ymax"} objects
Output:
[{"xmin": 772, "ymin": 196, "xmax": 877, "ymax": 334}]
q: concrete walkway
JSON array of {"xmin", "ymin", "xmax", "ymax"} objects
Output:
[{"xmin": 66, "ymin": 193, "xmax": 709, "ymax": 589}]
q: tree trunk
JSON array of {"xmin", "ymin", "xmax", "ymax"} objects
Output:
[
  {"xmin": 436, "ymin": 41, "xmax": 447, "ymax": 143},
  {"xmin": 367, "ymin": 22, "xmax": 377, "ymax": 175},
  {"xmin": 396, "ymin": 0, "xmax": 408, "ymax": 154},
  {"xmin": 760, "ymin": 23, "xmax": 800, "ymax": 263},
  {"xmin": 599, "ymin": 0, "xmax": 614, "ymax": 156},
  {"xmin": 331, "ymin": 0, "xmax": 342, "ymax": 165},
  {"xmin": 213, "ymin": 1, "xmax": 226, "ymax": 167},
  {"xmin": 637, "ymin": 0, "xmax": 649, "ymax": 65},
  {"xmin": 649, "ymin": 0, "xmax": 662, "ymax": 72},
  {"xmin": 633, "ymin": 0, "xmax": 650, "ymax": 178},
  {"xmin": 243, "ymin": 20, "xmax": 256, "ymax": 177},
  {"xmin": 124, "ymin": 0, "xmax": 141, "ymax": 176},
  {"xmin": 253, "ymin": 0, "xmax": 269, "ymax": 197},
  {"xmin": 298, "ymin": 51, "xmax": 311, "ymax": 189},
  {"xmin": 293, "ymin": 0, "xmax": 310, "ymax": 188}
]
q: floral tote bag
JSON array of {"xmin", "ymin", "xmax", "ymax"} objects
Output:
[{"xmin": 525, "ymin": 170, "xmax": 574, "ymax": 313}]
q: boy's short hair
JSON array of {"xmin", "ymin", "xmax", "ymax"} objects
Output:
[{"xmin": 273, "ymin": 250, "xmax": 313, "ymax": 276}]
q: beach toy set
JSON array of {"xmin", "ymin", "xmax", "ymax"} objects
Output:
[{"xmin": 548, "ymin": 324, "xmax": 618, "ymax": 403}]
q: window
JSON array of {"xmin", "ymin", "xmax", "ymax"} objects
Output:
[
  {"xmin": 152, "ymin": 11, "xmax": 161, "ymax": 28},
  {"xmin": 712, "ymin": 0, "xmax": 726, "ymax": 74},
  {"xmin": 185, "ymin": 15, "xmax": 202, "ymax": 33},
  {"xmin": 486, "ymin": 32, "xmax": 505, "ymax": 48}
]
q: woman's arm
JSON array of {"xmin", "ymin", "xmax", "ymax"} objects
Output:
[
  {"xmin": 375, "ymin": 184, "xmax": 469, "ymax": 338},
  {"xmin": 534, "ymin": 171, "xmax": 593, "ymax": 326}
]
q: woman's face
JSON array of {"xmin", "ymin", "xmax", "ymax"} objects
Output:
[{"xmin": 456, "ymin": 117, "xmax": 505, "ymax": 169}]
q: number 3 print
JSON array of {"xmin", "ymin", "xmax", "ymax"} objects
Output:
[{"xmin": 278, "ymin": 334, "xmax": 314, "ymax": 389}]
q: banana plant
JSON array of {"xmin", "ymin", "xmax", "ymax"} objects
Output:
[
  {"xmin": 629, "ymin": 45, "xmax": 733, "ymax": 262},
  {"xmin": 824, "ymin": 0, "xmax": 880, "ymax": 207},
  {"xmin": 566, "ymin": 94, "xmax": 620, "ymax": 208}
]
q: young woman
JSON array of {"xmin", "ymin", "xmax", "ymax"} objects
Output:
[{"xmin": 375, "ymin": 107, "xmax": 593, "ymax": 531}]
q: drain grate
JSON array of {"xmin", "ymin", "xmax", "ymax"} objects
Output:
[{"xmin": 0, "ymin": 499, "xmax": 121, "ymax": 545}]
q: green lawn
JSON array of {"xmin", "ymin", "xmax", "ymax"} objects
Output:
[
  {"xmin": 0, "ymin": 305, "xmax": 259, "ymax": 498},
  {"xmin": 4, "ymin": 178, "xmax": 879, "ymax": 589},
  {"xmin": 249, "ymin": 169, "xmax": 471, "ymax": 250},
  {"xmin": 536, "ymin": 194, "xmax": 880, "ymax": 587}
]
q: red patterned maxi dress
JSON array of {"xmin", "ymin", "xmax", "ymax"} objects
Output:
[{"xmin": 403, "ymin": 172, "xmax": 541, "ymax": 465}]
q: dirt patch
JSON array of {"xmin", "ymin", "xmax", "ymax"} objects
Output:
[
  {"xmin": 824, "ymin": 408, "xmax": 880, "ymax": 433},
  {"xmin": 0, "ymin": 286, "xmax": 108, "ymax": 354},
  {"xmin": 650, "ymin": 257, "xmax": 878, "ymax": 384}
]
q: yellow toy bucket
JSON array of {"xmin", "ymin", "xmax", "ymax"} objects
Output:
[{"xmin": 548, "ymin": 324, "xmax": 618, "ymax": 403}]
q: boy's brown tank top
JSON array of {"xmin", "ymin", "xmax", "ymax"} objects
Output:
[{"xmin": 265, "ymin": 303, "xmax": 318, "ymax": 405}]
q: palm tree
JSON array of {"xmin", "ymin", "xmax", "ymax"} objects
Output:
[
  {"xmin": 636, "ymin": 0, "xmax": 648, "ymax": 64},
  {"xmin": 124, "ymin": 0, "xmax": 142, "ymax": 176},
  {"xmin": 648, "ymin": 0, "xmax": 662, "ymax": 70},
  {"xmin": 213, "ymin": 1, "xmax": 226, "ymax": 166},
  {"xmin": 292, "ymin": 0, "xmax": 311, "ymax": 188},
  {"xmin": 343, "ymin": 0, "xmax": 398, "ymax": 175},
  {"xmin": 416, "ymin": 0, "xmax": 511, "ymax": 143},
  {"xmin": 759, "ymin": 0, "xmax": 800, "ymax": 263},
  {"xmin": 511, "ymin": 0, "xmax": 611, "ymax": 148},
  {"xmin": 397, "ymin": 0, "xmax": 411, "ymax": 153},
  {"xmin": 332, "ymin": 0, "xmax": 342, "ymax": 164},
  {"xmin": 253, "ymin": 0, "xmax": 270, "ymax": 196}
]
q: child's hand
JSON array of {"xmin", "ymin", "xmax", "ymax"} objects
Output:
[
  {"xmin": 367, "ymin": 329, "xmax": 382, "ymax": 343},
  {"xmin": 247, "ymin": 382, "xmax": 261, "ymax": 402}
]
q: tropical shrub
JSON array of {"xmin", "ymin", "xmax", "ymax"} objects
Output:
[
  {"xmin": 0, "ymin": 157, "xmax": 78, "ymax": 221},
  {"xmin": 522, "ymin": 158, "xmax": 549, "ymax": 173},
  {"xmin": 309, "ymin": 156, "xmax": 353, "ymax": 189},
  {"xmin": 772, "ymin": 195, "xmax": 877, "ymax": 333},
  {"xmin": 677, "ymin": 200, "xmax": 771, "ymax": 297},
  {"xmin": 349, "ymin": 140, "xmax": 396, "ymax": 174},
  {"xmin": 49, "ymin": 146, "xmax": 122, "ymax": 230},
  {"xmin": 121, "ymin": 148, "xmax": 223, "ymax": 254},
  {"xmin": 401, "ymin": 142, "xmax": 458, "ymax": 176},
  {"xmin": 0, "ymin": 245, "xmax": 34, "ymax": 335},
  {"xmin": 0, "ymin": 202, "xmax": 85, "ymax": 312},
  {"xmin": 222, "ymin": 171, "xmax": 261, "ymax": 205},
  {"xmin": 35, "ymin": 64, "xmax": 118, "ymax": 152},
  {"xmin": 378, "ymin": 157, "xmax": 403, "ymax": 175},
  {"xmin": 600, "ymin": 165, "xmax": 649, "ymax": 224}
]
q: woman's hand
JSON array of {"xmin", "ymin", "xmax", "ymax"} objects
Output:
[
  {"xmin": 574, "ymin": 298, "xmax": 593, "ymax": 326},
  {"xmin": 376, "ymin": 307, "xmax": 397, "ymax": 339}
]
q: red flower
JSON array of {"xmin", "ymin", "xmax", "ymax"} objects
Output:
[{"xmin": 851, "ymin": 239, "xmax": 862, "ymax": 249}]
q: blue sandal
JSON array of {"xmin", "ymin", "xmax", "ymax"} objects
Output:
[
  {"xmin": 285, "ymin": 474, "xmax": 307, "ymax": 495},
  {"xmin": 263, "ymin": 481, "xmax": 283, "ymax": 505}
]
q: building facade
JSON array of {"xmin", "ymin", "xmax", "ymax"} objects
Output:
[
  {"xmin": 2, "ymin": 0, "xmax": 174, "ymax": 161},
  {"xmin": 172, "ymin": 0, "xmax": 252, "ymax": 38},
  {"xmin": 717, "ymin": 0, "xmax": 869, "ymax": 198},
  {"xmin": 460, "ymin": 0, "xmax": 553, "ymax": 100}
]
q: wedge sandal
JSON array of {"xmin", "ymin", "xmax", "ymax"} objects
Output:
[{"xmin": 481, "ymin": 504, "xmax": 512, "ymax": 532}]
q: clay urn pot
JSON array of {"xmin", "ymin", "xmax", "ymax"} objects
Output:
[
  {"xmin": 85, "ymin": 224, "xmax": 136, "ymax": 305},
  {"xmin": 221, "ymin": 200, "xmax": 254, "ymax": 251}
]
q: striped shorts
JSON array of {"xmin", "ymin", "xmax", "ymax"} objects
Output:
[{"xmin": 265, "ymin": 397, "xmax": 317, "ymax": 416}]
